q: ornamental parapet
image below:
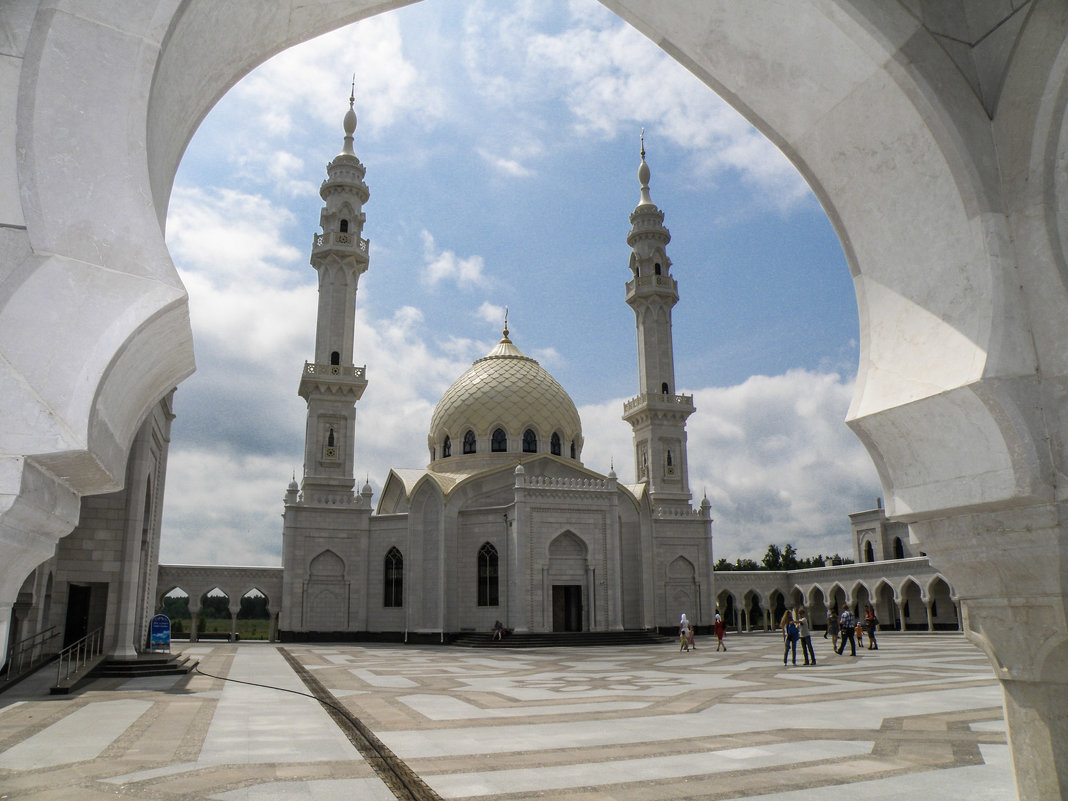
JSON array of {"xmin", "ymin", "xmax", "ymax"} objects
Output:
[
  {"xmin": 303, "ymin": 362, "xmax": 366, "ymax": 379},
  {"xmin": 312, "ymin": 231, "xmax": 369, "ymax": 254},
  {"xmin": 517, "ymin": 475, "xmax": 614, "ymax": 492},
  {"xmin": 625, "ymin": 274, "xmax": 678, "ymax": 296},
  {"xmin": 653, "ymin": 505, "xmax": 707, "ymax": 519},
  {"xmin": 623, "ymin": 392, "xmax": 694, "ymax": 414}
]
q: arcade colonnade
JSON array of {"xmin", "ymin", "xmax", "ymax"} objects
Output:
[
  {"xmin": 714, "ymin": 559, "xmax": 960, "ymax": 634},
  {"xmin": 155, "ymin": 566, "xmax": 283, "ymax": 643},
  {"xmin": 4, "ymin": 2, "xmax": 1068, "ymax": 797}
]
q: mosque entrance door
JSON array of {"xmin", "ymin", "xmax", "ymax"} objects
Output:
[
  {"xmin": 63, "ymin": 582, "xmax": 108, "ymax": 647},
  {"xmin": 552, "ymin": 585, "xmax": 582, "ymax": 632}
]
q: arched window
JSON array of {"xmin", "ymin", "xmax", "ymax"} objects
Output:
[
  {"xmin": 864, "ymin": 541, "xmax": 874, "ymax": 562},
  {"xmin": 477, "ymin": 542, "xmax": 499, "ymax": 606},
  {"xmin": 339, "ymin": 219, "xmax": 349, "ymax": 233},
  {"xmin": 893, "ymin": 537, "xmax": 904, "ymax": 559},
  {"xmin": 666, "ymin": 450, "xmax": 673, "ymax": 467},
  {"xmin": 550, "ymin": 432, "xmax": 561, "ymax": 456},
  {"xmin": 442, "ymin": 436, "xmax": 451, "ymax": 458},
  {"xmin": 570, "ymin": 440, "xmax": 576, "ymax": 459},
  {"xmin": 463, "ymin": 430, "xmax": 476, "ymax": 454},
  {"xmin": 654, "ymin": 263, "xmax": 662, "ymax": 275},
  {"xmin": 661, "ymin": 382, "xmax": 670, "ymax": 394},
  {"xmin": 492, "ymin": 428, "xmax": 507, "ymax": 452},
  {"xmin": 384, "ymin": 547, "xmax": 403, "ymax": 607},
  {"xmin": 327, "ymin": 427, "xmax": 335, "ymax": 447},
  {"xmin": 330, "ymin": 351, "xmax": 340, "ymax": 365},
  {"xmin": 522, "ymin": 429, "xmax": 537, "ymax": 453}
]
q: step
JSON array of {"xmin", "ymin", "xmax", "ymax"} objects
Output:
[
  {"xmin": 450, "ymin": 631, "xmax": 674, "ymax": 648},
  {"xmin": 91, "ymin": 653, "xmax": 198, "ymax": 679}
]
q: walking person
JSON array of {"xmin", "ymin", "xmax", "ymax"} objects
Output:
[
  {"xmin": 679, "ymin": 613, "xmax": 690, "ymax": 652},
  {"xmin": 782, "ymin": 610, "xmax": 799, "ymax": 665},
  {"xmin": 826, "ymin": 607, "xmax": 840, "ymax": 651},
  {"xmin": 797, "ymin": 606, "xmax": 816, "ymax": 665},
  {"xmin": 864, "ymin": 605, "xmax": 879, "ymax": 650},
  {"xmin": 714, "ymin": 611, "xmax": 727, "ymax": 651},
  {"xmin": 836, "ymin": 607, "xmax": 857, "ymax": 656}
]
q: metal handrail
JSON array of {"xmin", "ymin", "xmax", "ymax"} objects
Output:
[
  {"xmin": 4, "ymin": 626, "xmax": 60, "ymax": 680},
  {"xmin": 55, "ymin": 628, "xmax": 104, "ymax": 684}
]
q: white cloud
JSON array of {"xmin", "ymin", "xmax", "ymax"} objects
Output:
[
  {"xmin": 420, "ymin": 229, "xmax": 488, "ymax": 288},
  {"xmin": 233, "ymin": 13, "xmax": 442, "ymax": 137},
  {"xmin": 477, "ymin": 147, "xmax": 535, "ymax": 177},
  {"xmin": 460, "ymin": 1, "xmax": 810, "ymax": 207},
  {"xmin": 580, "ymin": 369, "xmax": 879, "ymax": 564}
]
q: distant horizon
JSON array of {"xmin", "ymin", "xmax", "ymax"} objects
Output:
[{"xmin": 160, "ymin": 0, "xmax": 880, "ymax": 569}]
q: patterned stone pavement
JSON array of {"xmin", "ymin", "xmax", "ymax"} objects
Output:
[{"xmin": 0, "ymin": 633, "xmax": 1016, "ymax": 800}]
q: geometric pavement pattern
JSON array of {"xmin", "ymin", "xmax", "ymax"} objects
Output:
[{"xmin": 0, "ymin": 633, "xmax": 1014, "ymax": 800}]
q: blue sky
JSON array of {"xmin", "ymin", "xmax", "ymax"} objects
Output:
[{"xmin": 160, "ymin": 0, "xmax": 879, "ymax": 567}]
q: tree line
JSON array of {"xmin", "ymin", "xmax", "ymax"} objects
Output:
[{"xmin": 714, "ymin": 543, "xmax": 854, "ymax": 572}]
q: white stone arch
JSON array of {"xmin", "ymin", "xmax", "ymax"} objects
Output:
[
  {"xmin": 5, "ymin": 4, "xmax": 1068, "ymax": 795},
  {"xmin": 305, "ymin": 549, "xmax": 347, "ymax": 632}
]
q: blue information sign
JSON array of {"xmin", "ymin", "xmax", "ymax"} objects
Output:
[{"xmin": 149, "ymin": 614, "xmax": 171, "ymax": 652}]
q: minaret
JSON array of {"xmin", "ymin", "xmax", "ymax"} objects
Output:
[
  {"xmin": 622, "ymin": 136, "xmax": 695, "ymax": 510},
  {"xmin": 296, "ymin": 87, "xmax": 370, "ymax": 504}
]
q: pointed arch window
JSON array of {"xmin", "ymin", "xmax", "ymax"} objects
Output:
[
  {"xmin": 661, "ymin": 382, "xmax": 670, "ymax": 394},
  {"xmin": 477, "ymin": 542, "xmax": 499, "ymax": 606},
  {"xmin": 330, "ymin": 351, "xmax": 340, "ymax": 365},
  {"xmin": 442, "ymin": 436, "xmax": 451, "ymax": 458},
  {"xmin": 893, "ymin": 537, "xmax": 905, "ymax": 559},
  {"xmin": 384, "ymin": 547, "xmax": 403, "ymax": 607},
  {"xmin": 864, "ymin": 541, "xmax": 875, "ymax": 562},
  {"xmin": 654, "ymin": 263, "xmax": 662, "ymax": 275},
  {"xmin": 570, "ymin": 440, "xmax": 576, "ymax": 459},
  {"xmin": 550, "ymin": 432, "xmax": 561, "ymax": 456},
  {"xmin": 492, "ymin": 428, "xmax": 507, "ymax": 452},
  {"xmin": 339, "ymin": 219, "xmax": 349, "ymax": 233},
  {"xmin": 522, "ymin": 429, "xmax": 537, "ymax": 453},
  {"xmin": 463, "ymin": 430, "xmax": 476, "ymax": 454},
  {"xmin": 327, "ymin": 427, "xmax": 335, "ymax": 447}
]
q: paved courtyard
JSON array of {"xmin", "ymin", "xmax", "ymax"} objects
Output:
[{"xmin": 0, "ymin": 633, "xmax": 1016, "ymax": 800}]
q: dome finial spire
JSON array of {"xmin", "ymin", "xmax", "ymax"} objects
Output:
[
  {"xmin": 638, "ymin": 128, "xmax": 653, "ymax": 206},
  {"xmin": 502, "ymin": 305, "xmax": 510, "ymax": 341}
]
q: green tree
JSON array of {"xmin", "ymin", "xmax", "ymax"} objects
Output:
[{"xmin": 762, "ymin": 543, "xmax": 783, "ymax": 570}]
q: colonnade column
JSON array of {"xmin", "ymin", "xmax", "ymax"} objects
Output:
[
  {"xmin": 228, "ymin": 604, "xmax": 238, "ymax": 642},
  {"xmin": 896, "ymin": 600, "xmax": 905, "ymax": 631},
  {"xmin": 188, "ymin": 605, "xmax": 200, "ymax": 643},
  {"xmin": 911, "ymin": 504, "xmax": 1068, "ymax": 799},
  {"xmin": 924, "ymin": 599, "xmax": 934, "ymax": 632}
]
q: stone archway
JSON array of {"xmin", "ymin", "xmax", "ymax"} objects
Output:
[{"xmin": 5, "ymin": 3, "xmax": 1068, "ymax": 796}]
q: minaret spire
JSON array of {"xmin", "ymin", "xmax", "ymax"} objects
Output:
[
  {"xmin": 295, "ymin": 90, "xmax": 372, "ymax": 504},
  {"xmin": 621, "ymin": 139, "xmax": 695, "ymax": 510}
]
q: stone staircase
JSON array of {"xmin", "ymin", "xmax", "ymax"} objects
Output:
[
  {"xmin": 450, "ymin": 630, "xmax": 674, "ymax": 648},
  {"xmin": 90, "ymin": 652, "xmax": 199, "ymax": 680}
]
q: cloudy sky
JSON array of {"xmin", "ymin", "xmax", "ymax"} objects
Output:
[{"xmin": 160, "ymin": 0, "xmax": 880, "ymax": 568}]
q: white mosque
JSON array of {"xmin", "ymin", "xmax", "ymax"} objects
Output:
[{"xmin": 277, "ymin": 98, "xmax": 714, "ymax": 639}]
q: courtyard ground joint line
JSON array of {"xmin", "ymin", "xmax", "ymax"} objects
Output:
[
  {"xmin": 193, "ymin": 649, "xmax": 441, "ymax": 801},
  {"xmin": 277, "ymin": 646, "xmax": 443, "ymax": 801}
]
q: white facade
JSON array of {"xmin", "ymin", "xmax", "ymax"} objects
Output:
[{"xmin": 280, "ymin": 110, "xmax": 713, "ymax": 637}]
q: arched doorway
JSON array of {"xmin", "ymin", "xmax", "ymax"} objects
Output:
[{"xmin": 547, "ymin": 532, "xmax": 587, "ymax": 632}]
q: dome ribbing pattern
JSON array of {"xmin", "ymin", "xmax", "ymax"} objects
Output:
[{"xmin": 428, "ymin": 332, "xmax": 582, "ymax": 463}]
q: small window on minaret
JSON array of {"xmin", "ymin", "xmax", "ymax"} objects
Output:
[
  {"xmin": 340, "ymin": 219, "xmax": 349, "ymax": 233},
  {"xmin": 442, "ymin": 436, "xmax": 451, "ymax": 458},
  {"xmin": 654, "ymin": 263, "xmax": 662, "ymax": 275},
  {"xmin": 666, "ymin": 450, "xmax": 673, "ymax": 467},
  {"xmin": 330, "ymin": 351, "xmax": 340, "ymax": 365},
  {"xmin": 661, "ymin": 382, "xmax": 669, "ymax": 394},
  {"xmin": 328, "ymin": 428, "xmax": 335, "ymax": 447}
]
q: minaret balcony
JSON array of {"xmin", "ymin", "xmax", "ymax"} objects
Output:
[
  {"xmin": 298, "ymin": 361, "xmax": 368, "ymax": 400},
  {"xmin": 312, "ymin": 231, "xmax": 369, "ymax": 256},
  {"xmin": 625, "ymin": 274, "xmax": 678, "ymax": 301},
  {"xmin": 622, "ymin": 391, "xmax": 695, "ymax": 419}
]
